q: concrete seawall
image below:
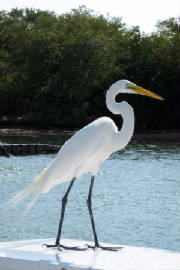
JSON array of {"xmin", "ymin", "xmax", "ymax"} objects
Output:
[{"xmin": 0, "ymin": 144, "xmax": 60, "ymax": 156}]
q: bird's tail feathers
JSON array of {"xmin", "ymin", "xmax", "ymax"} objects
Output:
[{"xmin": 0, "ymin": 173, "xmax": 43, "ymax": 213}]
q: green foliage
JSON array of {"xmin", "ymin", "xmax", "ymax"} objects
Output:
[{"xmin": 0, "ymin": 7, "xmax": 179, "ymax": 130}]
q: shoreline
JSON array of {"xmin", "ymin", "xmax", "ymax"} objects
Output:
[{"xmin": 0, "ymin": 126, "xmax": 179, "ymax": 143}]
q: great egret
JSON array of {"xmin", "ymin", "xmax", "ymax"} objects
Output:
[{"xmin": 3, "ymin": 80, "xmax": 164, "ymax": 251}]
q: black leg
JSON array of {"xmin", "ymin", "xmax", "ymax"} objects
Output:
[
  {"xmin": 87, "ymin": 175, "xmax": 99, "ymax": 247},
  {"xmin": 87, "ymin": 175, "xmax": 123, "ymax": 252},
  {"xmin": 55, "ymin": 177, "xmax": 76, "ymax": 246},
  {"xmin": 45, "ymin": 177, "xmax": 86, "ymax": 250}
]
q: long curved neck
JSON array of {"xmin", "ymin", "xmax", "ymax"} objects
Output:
[{"xmin": 106, "ymin": 85, "xmax": 135, "ymax": 151}]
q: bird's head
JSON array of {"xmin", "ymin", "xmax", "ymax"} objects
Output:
[
  {"xmin": 106, "ymin": 79, "xmax": 164, "ymax": 115},
  {"xmin": 120, "ymin": 80, "xmax": 164, "ymax": 100}
]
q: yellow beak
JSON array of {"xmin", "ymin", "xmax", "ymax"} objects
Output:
[{"xmin": 134, "ymin": 85, "xmax": 164, "ymax": 101}]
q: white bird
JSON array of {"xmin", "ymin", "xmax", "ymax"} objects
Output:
[{"xmin": 3, "ymin": 80, "xmax": 164, "ymax": 251}]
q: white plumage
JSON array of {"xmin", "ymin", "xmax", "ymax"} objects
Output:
[{"xmin": 2, "ymin": 79, "xmax": 163, "ymax": 212}]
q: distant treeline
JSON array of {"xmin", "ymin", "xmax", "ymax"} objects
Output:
[{"xmin": 0, "ymin": 7, "xmax": 179, "ymax": 131}]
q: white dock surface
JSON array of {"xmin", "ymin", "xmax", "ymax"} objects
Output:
[{"xmin": 0, "ymin": 238, "xmax": 179, "ymax": 270}]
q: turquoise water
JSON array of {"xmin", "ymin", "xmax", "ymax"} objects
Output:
[{"xmin": 0, "ymin": 138, "xmax": 179, "ymax": 252}]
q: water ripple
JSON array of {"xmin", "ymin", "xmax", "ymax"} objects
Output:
[{"xmin": 0, "ymin": 143, "xmax": 179, "ymax": 252}]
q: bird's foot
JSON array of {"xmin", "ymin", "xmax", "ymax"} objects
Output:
[
  {"xmin": 44, "ymin": 243, "xmax": 87, "ymax": 251},
  {"xmin": 86, "ymin": 243, "xmax": 123, "ymax": 252}
]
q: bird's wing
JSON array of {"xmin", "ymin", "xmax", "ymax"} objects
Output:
[{"xmin": 40, "ymin": 117, "xmax": 115, "ymax": 193}]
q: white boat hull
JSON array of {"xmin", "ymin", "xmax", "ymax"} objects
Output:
[{"xmin": 0, "ymin": 238, "xmax": 179, "ymax": 270}]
